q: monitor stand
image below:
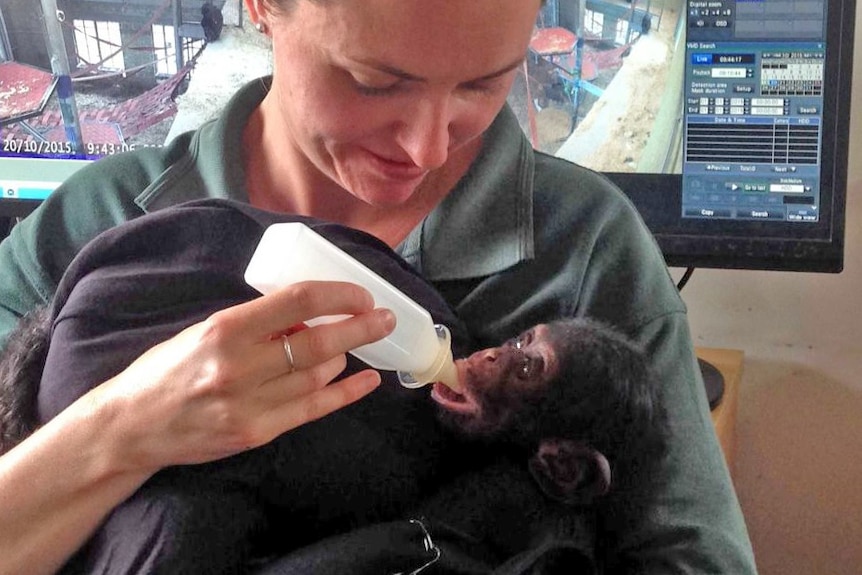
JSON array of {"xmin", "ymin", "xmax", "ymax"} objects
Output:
[{"xmin": 699, "ymin": 357, "xmax": 725, "ymax": 410}]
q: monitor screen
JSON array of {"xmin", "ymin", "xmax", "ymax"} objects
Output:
[
  {"xmin": 1, "ymin": 0, "xmax": 855, "ymax": 272},
  {"xmin": 0, "ymin": 0, "xmax": 213, "ymax": 217},
  {"xmin": 510, "ymin": 0, "xmax": 854, "ymax": 272}
]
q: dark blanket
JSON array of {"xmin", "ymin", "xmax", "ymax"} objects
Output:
[
  {"xmin": 257, "ymin": 456, "xmax": 599, "ymax": 575},
  {"xmin": 0, "ymin": 199, "xmax": 598, "ymax": 574}
]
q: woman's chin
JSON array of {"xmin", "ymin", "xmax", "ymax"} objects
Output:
[{"xmin": 348, "ymin": 177, "xmax": 426, "ymax": 208}]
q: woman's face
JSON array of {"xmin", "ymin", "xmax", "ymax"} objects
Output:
[{"xmin": 260, "ymin": 0, "xmax": 541, "ymax": 207}]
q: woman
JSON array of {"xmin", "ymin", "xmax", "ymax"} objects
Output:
[{"xmin": 0, "ymin": 1, "xmax": 757, "ymax": 573}]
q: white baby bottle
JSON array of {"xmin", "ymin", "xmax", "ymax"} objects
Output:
[{"xmin": 244, "ymin": 222, "xmax": 460, "ymax": 391}]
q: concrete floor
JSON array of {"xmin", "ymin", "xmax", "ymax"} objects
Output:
[{"xmin": 166, "ymin": 1, "xmax": 271, "ymax": 143}]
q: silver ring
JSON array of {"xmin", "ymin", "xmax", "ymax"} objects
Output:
[{"xmin": 281, "ymin": 335, "xmax": 296, "ymax": 373}]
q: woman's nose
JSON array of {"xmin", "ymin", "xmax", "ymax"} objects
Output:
[{"xmin": 397, "ymin": 95, "xmax": 452, "ymax": 170}]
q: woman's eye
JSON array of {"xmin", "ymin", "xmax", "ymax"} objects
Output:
[
  {"xmin": 461, "ymin": 79, "xmax": 503, "ymax": 95},
  {"xmin": 353, "ymin": 82, "xmax": 398, "ymax": 96},
  {"xmin": 348, "ymin": 73, "xmax": 400, "ymax": 96}
]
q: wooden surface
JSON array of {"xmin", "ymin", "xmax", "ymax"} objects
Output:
[{"xmin": 697, "ymin": 347, "xmax": 744, "ymax": 476}]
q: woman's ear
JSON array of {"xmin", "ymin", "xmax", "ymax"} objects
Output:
[
  {"xmin": 244, "ymin": 0, "xmax": 270, "ymax": 33},
  {"xmin": 528, "ymin": 438, "xmax": 611, "ymax": 505}
]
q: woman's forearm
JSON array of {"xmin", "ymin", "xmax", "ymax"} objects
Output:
[{"xmin": 0, "ymin": 395, "xmax": 154, "ymax": 575}]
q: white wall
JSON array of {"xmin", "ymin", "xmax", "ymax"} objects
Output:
[{"xmin": 675, "ymin": 5, "xmax": 862, "ymax": 573}]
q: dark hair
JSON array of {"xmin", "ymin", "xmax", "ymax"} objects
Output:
[{"xmin": 0, "ymin": 306, "xmax": 51, "ymax": 454}]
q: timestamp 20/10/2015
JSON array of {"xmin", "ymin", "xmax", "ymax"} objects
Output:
[
  {"xmin": 3, "ymin": 138, "xmax": 76, "ymax": 156},
  {"xmin": 2, "ymin": 139, "xmax": 148, "ymax": 156}
]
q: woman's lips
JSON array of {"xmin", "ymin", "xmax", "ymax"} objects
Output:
[{"xmin": 366, "ymin": 150, "xmax": 427, "ymax": 181}]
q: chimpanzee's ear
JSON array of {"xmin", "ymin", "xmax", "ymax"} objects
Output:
[{"xmin": 527, "ymin": 438, "xmax": 611, "ymax": 505}]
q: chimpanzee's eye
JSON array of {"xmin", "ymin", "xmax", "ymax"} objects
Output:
[
  {"xmin": 516, "ymin": 344, "xmax": 534, "ymax": 380},
  {"xmin": 521, "ymin": 352, "xmax": 545, "ymax": 381},
  {"xmin": 518, "ymin": 355, "xmax": 533, "ymax": 379},
  {"xmin": 509, "ymin": 331, "xmax": 532, "ymax": 350},
  {"xmin": 511, "ymin": 333, "xmax": 543, "ymax": 381}
]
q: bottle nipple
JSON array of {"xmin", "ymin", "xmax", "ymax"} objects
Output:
[{"xmin": 397, "ymin": 325, "xmax": 462, "ymax": 391}]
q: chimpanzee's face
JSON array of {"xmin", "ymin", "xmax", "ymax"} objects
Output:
[{"xmin": 431, "ymin": 323, "xmax": 562, "ymax": 437}]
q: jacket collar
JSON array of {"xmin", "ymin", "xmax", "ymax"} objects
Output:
[
  {"xmin": 137, "ymin": 79, "xmax": 265, "ymax": 212},
  {"xmin": 398, "ymin": 105, "xmax": 535, "ymax": 281}
]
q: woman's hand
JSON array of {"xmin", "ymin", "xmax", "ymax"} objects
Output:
[{"xmin": 82, "ymin": 280, "xmax": 395, "ymax": 475}]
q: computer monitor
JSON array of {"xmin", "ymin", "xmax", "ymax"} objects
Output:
[
  {"xmin": 1, "ymin": 0, "xmax": 855, "ymax": 273},
  {"xmin": 514, "ymin": 0, "xmax": 854, "ymax": 272}
]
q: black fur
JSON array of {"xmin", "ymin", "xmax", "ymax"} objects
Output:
[
  {"xmin": 0, "ymin": 306, "xmax": 51, "ymax": 454},
  {"xmin": 518, "ymin": 318, "xmax": 668, "ymax": 477},
  {"xmin": 417, "ymin": 319, "xmax": 669, "ymax": 572},
  {"xmin": 437, "ymin": 318, "xmax": 668, "ymax": 488}
]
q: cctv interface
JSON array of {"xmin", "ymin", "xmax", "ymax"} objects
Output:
[{"xmin": 683, "ymin": 0, "xmax": 827, "ymax": 222}]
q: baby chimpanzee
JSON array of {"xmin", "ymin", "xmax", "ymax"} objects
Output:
[
  {"xmin": 416, "ymin": 318, "xmax": 667, "ymax": 573},
  {"xmin": 433, "ymin": 317, "xmax": 665, "ymax": 502},
  {"xmin": 0, "ymin": 200, "xmax": 665, "ymax": 575},
  {"xmin": 249, "ymin": 319, "xmax": 668, "ymax": 575}
]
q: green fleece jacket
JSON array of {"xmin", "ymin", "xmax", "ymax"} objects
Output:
[{"xmin": 0, "ymin": 78, "xmax": 757, "ymax": 574}]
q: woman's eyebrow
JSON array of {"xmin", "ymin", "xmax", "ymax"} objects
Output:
[
  {"xmin": 352, "ymin": 54, "xmax": 527, "ymax": 84},
  {"xmin": 469, "ymin": 56, "xmax": 527, "ymax": 82}
]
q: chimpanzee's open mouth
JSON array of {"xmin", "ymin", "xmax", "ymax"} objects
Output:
[{"xmin": 430, "ymin": 382, "xmax": 479, "ymax": 415}]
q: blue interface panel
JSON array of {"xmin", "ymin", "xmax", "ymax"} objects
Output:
[{"xmin": 682, "ymin": 0, "xmax": 827, "ymax": 222}]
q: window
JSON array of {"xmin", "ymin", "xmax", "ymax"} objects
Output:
[
  {"xmin": 584, "ymin": 10, "xmax": 604, "ymax": 36},
  {"xmin": 152, "ymin": 24, "xmax": 176, "ymax": 76},
  {"xmin": 615, "ymin": 18, "xmax": 630, "ymax": 45},
  {"xmin": 73, "ymin": 20, "xmax": 124, "ymax": 71},
  {"xmin": 152, "ymin": 25, "xmax": 204, "ymax": 76}
]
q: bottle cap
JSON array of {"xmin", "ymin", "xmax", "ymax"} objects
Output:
[{"xmin": 397, "ymin": 325, "xmax": 461, "ymax": 391}]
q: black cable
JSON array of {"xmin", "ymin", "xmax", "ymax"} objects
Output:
[{"xmin": 676, "ymin": 266, "xmax": 695, "ymax": 291}]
